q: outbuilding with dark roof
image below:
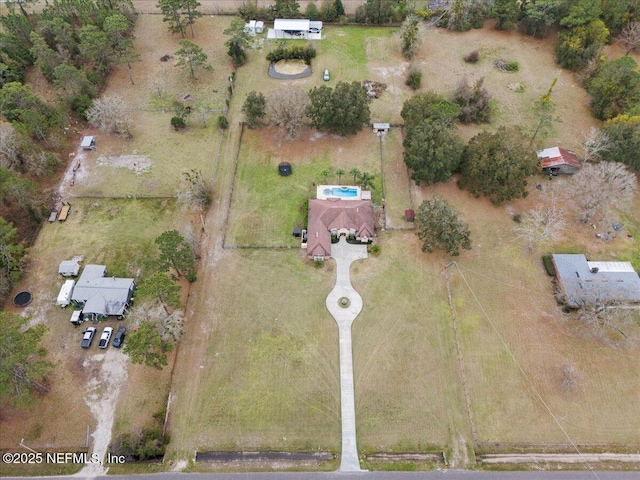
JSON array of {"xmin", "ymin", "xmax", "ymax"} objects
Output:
[{"xmin": 552, "ymin": 254, "xmax": 640, "ymax": 308}]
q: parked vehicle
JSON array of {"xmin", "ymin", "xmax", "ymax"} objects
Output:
[
  {"xmin": 112, "ymin": 326, "xmax": 127, "ymax": 348},
  {"xmin": 70, "ymin": 310, "xmax": 85, "ymax": 325},
  {"xmin": 81, "ymin": 327, "xmax": 96, "ymax": 348},
  {"xmin": 323, "ymin": 69, "xmax": 330, "ymax": 81},
  {"xmin": 98, "ymin": 327, "xmax": 113, "ymax": 349},
  {"xmin": 57, "ymin": 279, "xmax": 75, "ymax": 307}
]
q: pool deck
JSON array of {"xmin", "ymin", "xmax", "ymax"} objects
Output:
[{"xmin": 316, "ymin": 185, "xmax": 362, "ymax": 200}]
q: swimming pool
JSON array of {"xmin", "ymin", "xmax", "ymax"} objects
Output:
[
  {"xmin": 316, "ymin": 185, "xmax": 362, "ymax": 200},
  {"xmin": 323, "ymin": 187, "xmax": 358, "ymax": 197}
]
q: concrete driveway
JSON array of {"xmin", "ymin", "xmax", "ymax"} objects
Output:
[{"xmin": 326, "ymin": 237, "xmax": 367, "ymax": 472}]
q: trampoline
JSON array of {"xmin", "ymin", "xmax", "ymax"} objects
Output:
[
  {"xmin": 278, "ymin": 162, "xmax": 292, "ymax": 176},
  {"xmin": 13, "ymin": 291, "xmax": 32, "ymax": 307}
]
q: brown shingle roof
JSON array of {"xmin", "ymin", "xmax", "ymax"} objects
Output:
[{"xmin": 307, "ymin": 198, "xmax": 374, "ymax": 257}]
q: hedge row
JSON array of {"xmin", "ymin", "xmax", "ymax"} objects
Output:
[{"xmin": 266, "ymin": 44, "xmax": 317, "ymax": 65}]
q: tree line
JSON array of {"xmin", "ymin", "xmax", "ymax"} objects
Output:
[{"xmin": 0, "ymin": 0, "xmax": 139, "ymax": 304}]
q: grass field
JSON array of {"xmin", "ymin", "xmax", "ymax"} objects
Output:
[
  {"xmin": 69, "ymin": 113, "xmax": 218, "ymax": 197},
  {"xmin": 167, "ymin": 249, "xmax": 341, "ymax": 455},
  {"xmin": 379, "ymin": 129, "xmax": 413, "ymax": 228},
  {"xmin": 411, "ymin": 180, "xmax": 640, "ymax": 447},
  {"xmin": 352, "ymin": 232, "xmax": 472, "ymax": 456},
  {"xmin": 226, "ymin": 127, "xmax": 383, "ymax": 246},
  {"xmin": 5, "ymin": 10, "xmax": 640, "ymax": 470}
]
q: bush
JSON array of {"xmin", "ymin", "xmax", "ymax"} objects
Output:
[
  {"xmin": 453, "ymin": 77, "xmax": 492, "ymax": 124},
  {"xmin": 464, "ymin": 50, "xmax": 480, "ymax": 63},
  {"xmin": 314, "ymin": 259, "xmax": 324, "ymax": 268},
  {"xmin": 494, "ymin": 59, "xmax": 519, "ymax": 72},
  {"xmin": 217, "ymin": 115, "xmax": 229, "ymax": 129},
  {"xmin": 542, "ymin": 255, "xmax": 556, "ymax": 276},
  {"xmin": 368, "ymin": 244, "xmax": 381, "ymax": 256},
  {"xmin": 405, "ymin": 67, "xmax": 422, "ymax": 90},
  {"xmin": 505, "ymin": 61, "xmax": 519, "ymax": 72},
  {"xmin": 266, "ymin": 44, "xmax": 317, "ymax": 65},
  {"xmin": 71, "ymin": 94, "xmax": 93, "ymax": 115},
  {"xmin": 170, "ymin": 116, "xmax": 186, "ymax": 129}
]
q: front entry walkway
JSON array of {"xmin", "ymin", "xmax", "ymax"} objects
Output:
[{"xmin": 326, "ymin": 237, "xmax": 367, "ymax": 472}]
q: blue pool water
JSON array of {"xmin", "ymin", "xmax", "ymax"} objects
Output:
[{"xmin": 323, "ymin": 187, "xmax": 358, "ymax": 198}]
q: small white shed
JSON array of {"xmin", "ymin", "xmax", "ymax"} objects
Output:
[
  {"xmin": 80, "ymin": 136, "xmax": 96, "ymax": 150},
  {"xmin": 57, "ymin": 279, "xmax": 76, "ymax": 307},
  {"xmin": 373, "ymin": 123, "xmax": 390, "ymax": 134},
  {"xmin": 59, "ymin": 260, "xmax": 80, "ymax": 277}
]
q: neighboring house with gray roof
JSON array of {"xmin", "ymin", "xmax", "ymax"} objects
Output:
[
  {"xmin": 552, "ymin": 254, "xmax": 640, "ymax": 308},
  {"xmin": 71, "ymin": 264, "xmax": 135, "ymax": 318}
]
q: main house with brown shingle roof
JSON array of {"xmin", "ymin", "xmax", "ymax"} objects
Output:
[{"xmin": 306, "ymin": 198, "xmax": 374, "ymax": 259}]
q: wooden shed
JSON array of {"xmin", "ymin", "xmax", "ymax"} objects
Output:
[{"xmin": 405, "ymin": 209, "xmax": 415, "ymax": 222}]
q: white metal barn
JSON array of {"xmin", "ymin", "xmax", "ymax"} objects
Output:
[{"xmin": 268, "ymin": 19, "xmax": 323, "ymax": 39}]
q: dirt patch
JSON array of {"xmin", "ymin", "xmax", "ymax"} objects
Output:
[
  {"xmin": 96, "ymin": 155, "xmax": 152, "ymax": 175},
  {"xmin": 273, "ymin": 59, "xmax": 308, "ymax": 75},
  {"xmin": 77, "ymin": 349, "xmax": 129, "ymax": 476}
]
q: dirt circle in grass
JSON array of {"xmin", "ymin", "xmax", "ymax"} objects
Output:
[
  {"xmin": 338, "ymin": 297, "xmax": 351, "ymax": 309},
  {"xmin": 269, "ymin": 60, "xmax": 312, "ymax": 79}
]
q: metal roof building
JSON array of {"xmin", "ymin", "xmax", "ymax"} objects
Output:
[
  {"xmin": 71, "ymin": 264, "xmax": 135, "ymax": 318},
  {"xmin": 552, "ymin": 254, "xmax": 640, "ymax": 308}
]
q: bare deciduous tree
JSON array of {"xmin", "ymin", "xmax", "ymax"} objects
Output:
[
  {"xmin": 86, "ymin": 94, "xmax": 132, "ymax": 137},
  {"xmin": 582, "ymin": 126, "xmax": 611, "ymax": 163},
  {"xmin": 618, "ymin": 21, "xmax": 640, "ymax": 55},
  {"xmin": 514, "ymin": 195, "xmax": 566, "ymax": 251},
  {"xmin": 128, "ymin": 299, "xmax": 185, "ymax": 342},
  {"xmin": 176, "ymin": 169, "xmax": 211, "ymax": 212},
  {"xmin": 0, "ymin": 125, "xmax": 20, "ymax": 170},
  {"xmin": 267, "ymin": 87, "xmax": 309, "ymax": 139},
  {"xmin": 24, "ymin": 151, "xmax": 59, "ymax": 177},
  {"xmin": 578, "ymin": 297, "xmax": 639, "ymax": 344},
  {"xmin": 568, "ymin": 162, "xmax": 638, "ymax": 223},
  {"xmin": 558, "ymin": 361, "xmax": 582, "ymax": 393}
]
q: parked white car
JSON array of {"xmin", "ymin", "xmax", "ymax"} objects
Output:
[{"xmin": 98, "ymin": 327, "xmax": 113, "ymax": 349}]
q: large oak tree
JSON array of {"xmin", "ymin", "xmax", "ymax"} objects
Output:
[
  {"xmin": 307, "ymin": 81, "xmax": 371, "ymax": 136},
  {"xmin": 459, "ymin": 126, "xmax": 538, "ymax": 205},
  {"xmin": 415, "ymin": 196, "xmax": 471, "ymax": 256}
]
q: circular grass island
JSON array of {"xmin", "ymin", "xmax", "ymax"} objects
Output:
[{"xmin": 338, "ymin": 297, "xmax": 351, "ymax": 309}]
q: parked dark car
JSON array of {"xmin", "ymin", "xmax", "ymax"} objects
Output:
[
  {"xmin": 112, "ymin": 326, "xmax": 127, "ymax": 348},
  {"xmin": 81, "ymin": 327, "xmax": 96, "ymax": 349}
]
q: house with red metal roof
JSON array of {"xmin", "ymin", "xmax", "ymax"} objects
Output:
[{"xmin": 537, "ymin": 146, "xmax": 582, "ymax": 175}]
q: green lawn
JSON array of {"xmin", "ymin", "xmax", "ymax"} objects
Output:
[
  {"xmin": 167, "ymin": 249, "xmax": 341, "ymax": 455},
  {"xmin": 226, "ymin": 129, "xmax": 383, "ymax": 246},
  {"xmin": 352, "ymin": 232, "xmax": 472, "ymax": 455}
]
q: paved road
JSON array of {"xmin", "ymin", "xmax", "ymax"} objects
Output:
[
  {"xmin": 5, "ymin": 470, "xmax": 639, "ymax": 480},
  {"xmin": 326, "ymin": 237, "xmax": 368, "ymax": 472}
]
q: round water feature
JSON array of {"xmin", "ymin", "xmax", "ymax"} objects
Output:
[{"xmin": 13, "ymin": 291, "xmax": 32, "ymax": 307}]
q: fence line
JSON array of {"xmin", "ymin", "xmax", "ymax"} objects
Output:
[
  {"xmin": 221, "ymin": 122, "xmax": 245, "ymax": 248},
  {"xmin": 65, "ymin": 194, "xmax": 175, "ymax": 199}
]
